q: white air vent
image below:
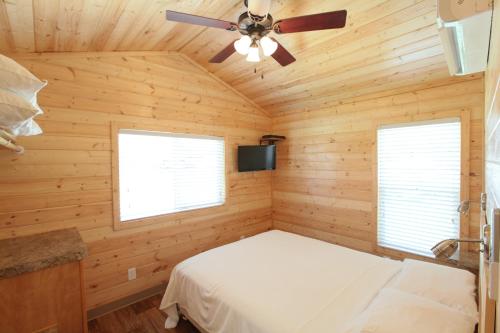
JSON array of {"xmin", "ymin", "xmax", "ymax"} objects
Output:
[{"xmin": 437, "ymin": 0, "xmax": 493, "ymax": 76}]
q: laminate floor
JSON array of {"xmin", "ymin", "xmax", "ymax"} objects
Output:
[{"xmin": 88, "ymin": 294, "xmax": 199, "ymax": 333}]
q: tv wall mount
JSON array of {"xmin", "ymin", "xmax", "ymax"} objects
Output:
[{"xmin": 260, "ymin": 135, "xmax": 286, "ymax": 145}]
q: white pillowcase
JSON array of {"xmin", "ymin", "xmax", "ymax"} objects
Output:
[
  {"xmin": 343, "ymin": 288, "xmax": 477, "ymax": 333},
  {"xmin": 13, "ymin": 118, "xmax": 42, "ymax": 136},
  {"xmin": 0, "ymin": 89, "xmax": 42, "ymax": 136},
  {"xmin": 0, "ymin": 54, "xmax": 47, "ymax": 102},
  {"xmin": 0, "ymin": 55, "xmax": 45, "ymax": 136},
  {"xmin": 388, "ymin": 259, "xmax": 478, "ymax": 318}
]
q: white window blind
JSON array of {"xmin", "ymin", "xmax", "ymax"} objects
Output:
[
  {"xmin": 377, "ymin": 119, "xmax": 461, "ymax": 257},
  {"xmin": 118, "ymin": 129, "xmax": 225, "ymax": 222}
]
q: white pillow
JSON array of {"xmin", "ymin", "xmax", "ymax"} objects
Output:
[
  {"xmin": 10, "ymin": 118, "xmax": 42, "ymax": 136},
  {"xmin": 0, "ymin": 54, "xmax": 47, "ymax": 102},
  {"xmin": 343, "ymin": 288, "xmax": 477, "ymax": 333},
  {"xmin": 0, "ymin": 88, "xmax": 42, "ymax": 136},
  {"xmin": 388, "ymin": 259, "xmax": 477, "ymax": 318}
]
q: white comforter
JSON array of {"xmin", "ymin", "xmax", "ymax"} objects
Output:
[{"xmin": 160, "ymin": 230, "xmax": 402, "ymax": 333}]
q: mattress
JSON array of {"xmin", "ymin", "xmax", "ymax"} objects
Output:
[
  {"xmin": 160, "ymin": 230, "xmax": 478, "ymax": 333},
  {"xmin": 159, "ymin": 230, "xmax": 402, "ymax": 333}
]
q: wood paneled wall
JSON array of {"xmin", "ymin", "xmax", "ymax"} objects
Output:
[
  {"xmin": 0, "ymin": 52, "xmax": 272, "ymax": 309},
  {"xmin": 486, "ymin": 0, "xmax": 500, "ymax": 230},
  {"xmin": 0, "ymin": 50, "xmax": 487, "ymax": 312},
  {"xmin": 271, "ymin": 76, "xmax": 484, "ymax": 256},
  {"xmin": 485, "ymin": 1, "xmax": 500, "ymax": 331}
]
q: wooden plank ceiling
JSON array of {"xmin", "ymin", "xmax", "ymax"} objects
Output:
[{"xmin": 0, "ymin": 0, "xmax": 449, "ymax": 115}]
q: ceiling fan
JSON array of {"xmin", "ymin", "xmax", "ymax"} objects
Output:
[{"xmin": 166, "ymin": 0, "xmax": 347, "ymax": 66}]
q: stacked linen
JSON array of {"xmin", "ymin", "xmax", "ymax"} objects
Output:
[
  {"xmin": 0, "ymin": 54, "xmax": 46, "ymax": 136},
  {"xmin": 343, "ymin": 259, "xmax": 478, "ymax": 333}
]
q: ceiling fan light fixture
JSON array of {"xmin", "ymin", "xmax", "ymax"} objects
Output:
[
  {"xmin": 166, "ymin": 3, "xmax": 347, "ymax": 67},
  {"xmin": 246, "ymin": 42, "xmax": 261, "ymax": 62},
  {"xmin": 234, "ymin": 35, "xmax": 252, "ymax": 55},
  {"xmin": 260, "ymin": 36, "xmax": 278, "ymax": 56}
]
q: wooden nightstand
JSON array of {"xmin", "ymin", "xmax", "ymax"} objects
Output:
[{"xmin": 0, "ymin": 228, "xmax": 88, "ymax": 333}]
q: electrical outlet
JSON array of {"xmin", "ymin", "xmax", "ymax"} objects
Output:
[{"xmin": 128, "ymin": 267, "xmax": 136, "ymax": 281}]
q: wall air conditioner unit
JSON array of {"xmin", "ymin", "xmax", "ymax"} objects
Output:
[{"xmin": 437, "ymin": 0, "xmax": 493, "ymax": 76}]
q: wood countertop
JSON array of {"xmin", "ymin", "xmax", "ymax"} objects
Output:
[{"xmin": 0, "ymin": 228, "xmax": 87, "ymax": 279}]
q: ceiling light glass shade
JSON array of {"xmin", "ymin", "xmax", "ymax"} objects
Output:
[
  {"xmin": 246, "ymin": 44, "xmax": 260, "ymax": 62},
  {"xmin": 260, "ymin": 36, "xmax": 278, "ymax": 56},
  {"xmin": 234, "ymin": 36, "xmax": 252, "ymax": 55}
]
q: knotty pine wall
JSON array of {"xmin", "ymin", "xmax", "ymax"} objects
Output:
[
  {"xmin": 485, "ymin": 1, "xmax": 499, "ymax": 330},
  {"xmin": 0, "ymin": 52, "xmax": 272, "ymax": 309},
  {"xmin": 271, "ymin": 77, "xmax": 484, "ymax": 256}
]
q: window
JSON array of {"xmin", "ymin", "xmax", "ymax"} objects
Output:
[
  {"xmin": 377, "ymin": 119, "xmax": 461, "ymax": 257},
  {"xmin": 117, "ymin": 129, "xmax": 225, "ymax": 222}
]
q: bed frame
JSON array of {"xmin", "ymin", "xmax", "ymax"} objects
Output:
[{"xmin": 179, "ymin": 306, "xmax": 210, "ymax": 333}]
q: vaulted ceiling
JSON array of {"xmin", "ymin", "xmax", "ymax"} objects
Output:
[{"xmin": 0, "ymin": 0, "xmax": 454, "ymax": 116}]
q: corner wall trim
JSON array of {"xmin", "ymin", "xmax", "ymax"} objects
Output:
[{"xmin": 178, "ymin": 53, "xmax": 271, "ymax": 118}]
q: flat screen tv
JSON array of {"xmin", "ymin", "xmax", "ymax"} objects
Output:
[{"xmin": 238, "ymin": 145, "xmax": 276, "ymax": 172}]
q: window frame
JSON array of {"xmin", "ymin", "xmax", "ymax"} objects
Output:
[
  {"xmin": 372, "ymin": 110, "xmax": 471, "ymax": 260},
  {"xmin": 111, "ymin": 122, "xmax": 229, "ymax": 231}
]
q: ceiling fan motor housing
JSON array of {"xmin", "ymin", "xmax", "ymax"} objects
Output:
[{"xmin": 237, "ymin": 12, "xmax": 273, "ymax": 39}]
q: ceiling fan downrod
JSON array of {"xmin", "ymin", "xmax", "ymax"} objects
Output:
[{"xmin": 244, "ymin": 0, "xmax": 272, "ymax": 20}]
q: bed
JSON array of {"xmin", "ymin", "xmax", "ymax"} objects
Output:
[{"xmin": 160, "ymin": 230, "xmax": 478, "ymax": 333}]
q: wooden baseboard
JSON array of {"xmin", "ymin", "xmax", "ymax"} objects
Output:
[{"xmin": 87, "ymin": 283, "xmax": 167, "ymax": 321}]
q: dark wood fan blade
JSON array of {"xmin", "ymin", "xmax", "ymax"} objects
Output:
[
  {"xmin": 209, "ymin": 41, "xmax": 238, "ymax": 63},
  {"xmin": 166, "ymin": 10, "xmax": 237, "ymax": 31},
  {"xmin": 274, "ymin": 10, "xmax": 347, "ymax": 34},
  {"xmin": 271, "ymin": 38, "xmax": 296, "ymax": 66}
]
